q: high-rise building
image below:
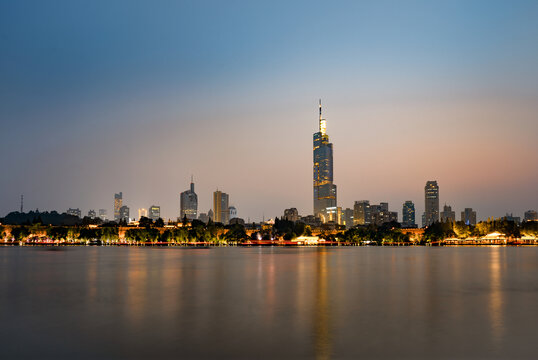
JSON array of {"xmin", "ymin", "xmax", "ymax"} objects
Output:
[
  {"xmin": 180, "ymin": 178, "xmax": 198, "ymax": 220},
  {"xmin": 440, "ymin": 204, "xmax": 456, "ymax": 222},
  {"xmin": 98, "ymin": 209, "xmax": 107, "ymax": 222},
  {"xmin": 524, "ymin": 210, "xmax": 537, "ymax": 221},
  {"xmin": 198, "ymin": 212, "xmax": 209, "ymax": 224},
  {"xmin": 67, "ymin": 208, "xmax": 81, "ymax": 218},
  {"xmin": 119, "ymin": 205, "xmax": 130, "ymax": 222},
  {"xmin": 370, "ymin": 203, "xmax": 398, "ymax": 226},
  {"xmin": 402, "ymin": 201, "xmax": 416, "ymax": 228},
  {"xmin": 87, "ymin": 209, "xmax": 96, "ymax": 219},
  {"xmin": 354, "ymin": 200, "xmax": 371, "ymax": 225},
  {"xmin": 208, "ymin": 209, "xmax": 214, "ymax": 222},
  {"xmin": 283, "ymin": 208, "xmax": 299, "ymax": 222},
  {"xmin": 504, "ymin": 213, "xmax": 520, "ymax": 224},
  {"xmin": 114, "ymin": 192, "xmax": 123, "ymax": 222},
  {"xmin": 138, "ymin": 208, "xmax": 148, "ymax": 219},
  {"xmin": 424, "ymin": 181, "xmax": 439, "ymax": 226},
  {"xmin": 313, "ymin": 100, "xmax": 337, "ymax": 223},
  {"xmin": 461, "ymin": 208, "xmax": 477, "ymax": 226},
  {"xmin": 148, "ymin": 205, "xmax": 160, "ymax": 221},
  {"xmin": 228, "ymin": 206, "xmax": 237, "ymax": 220},
  {"xmin": 213, "ymin": 190, "xmax": 229, "ymax": 224},
  {"xmin": 343, "ymin": 208, "xmax": 354, "ymax": 229}
]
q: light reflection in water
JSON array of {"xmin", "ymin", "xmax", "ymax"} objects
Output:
[
  {"xmin": 315, "ymin": 249, "xmax": 331, "ymax": 360},
  {"xmin": 488, "ymin": 247, "xmax": 504, "ymax": 348}
]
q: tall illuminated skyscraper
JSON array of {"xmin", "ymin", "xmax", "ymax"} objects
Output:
[
  {"xmin": 114, "ymin": 192, "xmax": 122, "ymax": 222},
  {"xmin": 424, "ymin": 181, "xmax": 439, "ymax": 226},
  {"xmin": 313, "ymin": 100, "xmax": 337, "ymax": 223},
  {"xmin": 213, "ymin": 190, "xmax": 229, "ymax": 224},
  {"xmin": 180, "ymin": 177, "xmax": 198, "ymax": 220},
  {"xmin": 402, "ymin": 201, "xmax": 416, "ymax": 228}
]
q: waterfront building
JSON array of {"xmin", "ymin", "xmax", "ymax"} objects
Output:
[
  {"xmin": 354, "ymin": 200, "xmax": 371, "ymax": 225},
  {"xmin": 119, "ymin": 205, "xmax": 130, "ymax": 222},
  {"xmin": 313, "ymin": 100, "xmax": 337, "ymax": 223},
  {"xmin": 343, "ymin": 208, "xmax": 354, "ymax": 229},
  {"xmin": 114, "ymin": 192, "xmax": 123, "ymax": 222},
  {"xmin": 148, "ymin": 205, "xmax": 160, "ymax": 221},
  {"xmin": 283, "ymin": 208, "xmax": 299, "ymax": 222},
  {"xmin": 87, "ymin": 209, "xmax": 96, "ymax": 219},
  {"xmin": 98, "ymin": 209, "xmax": 107, "ymax": 221},
  {"xmin": 138, "ymin": 208, "xmax": 147, "ymax": 219},
  {"xmin": 402, "ymin": 201, "xmax": 416, "ymax": 228},
  {"xmin": 180, "ymin": 178, "xmax": 198, "ymax": 220},
  {"xmin": 440, "ymin": 204, "xmax": 456, "ymax": 222},
  {"xmin": 213, "ymin": 190, "xmax": 229, "ymax": 224},
  {"xmin": 67, "ymin": 208, "xmax": 81, "ymax": 218},
  {"xmin": 424, "ymin": 181, "xmax": 439, "ymax": 226},
  {"xmin": 461, "ymin": 208, "xmax": 477, "ymax": 226},
  {"xmin": 524, "ymin": 210, "xmax": 537, "ymax": 221}
]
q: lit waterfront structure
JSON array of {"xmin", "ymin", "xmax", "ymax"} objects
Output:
[
  {"xmin": 119, "ymin": 205, "xmax": 130, "ymax": 222},
  {"xmin": 402, "ymin": 201, "xmax": 416, "ymax": 228},
  {"xmin": 461, "ymin": 208, "xmax": 477, "ymax": 226},
  {"xmin": 440, "ymin": 204, "xmax": 456, "ymax": 222},
  {"xmin": 524, "ymin": 210, "xmax": 537, "ymax": 221},
  {"xmin": 283, "ymin": 208, "xmax": 299, "ymax": 222},
  {"xmin": 180, "ymin": 178, "xmax": 198, "ymax": 220},
  {"xmin": 138, "ymin": 208, "xmax": 147, "ymax": 219},
  {"xmin": 313, "ymin": 100, "xmax": 337, "ymax": 223},
  {"xmin": 354, "ymin": 200, "xmax": 371, "ymax": 225},
  {"xmin": 67, "ymin": 208, "xmax": 81, "ymax": 218},
  {"xmin": 87, "ymin": 209, "xmax": 96, "ymax": 219},
  {"xmin": 424, "ymin": 181, "xmax": 439, "ymax": 226},
  {"xmin": 148, "ymin": 205, "xmax": 160, "ymax": 221},
  {"xmin": 114, "ymin": 192, "xmax": 123, "ymax": 222},
  {"xmin": 213, "ymin": 190, "xmax": 229, "ymax": 224},
  {"xmin": 98, "ymin": 209, "xmax": 107, "ymax": 221},
  {"xmin": 343, "ymin": 208, "xmax": 354, "ymax": 229}
]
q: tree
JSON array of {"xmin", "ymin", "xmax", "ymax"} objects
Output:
[
  {"xmin": 225, "ymin": 224, "xmax": 247, "ymax": 243},
  {"xmin": 154, "ymin": 218, "xmax": 165, "ymax": 227}
]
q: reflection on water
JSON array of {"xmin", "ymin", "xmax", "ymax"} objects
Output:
[{"xmin": 1, "ymin": 247, "xmax": 538, "ymax": 359}]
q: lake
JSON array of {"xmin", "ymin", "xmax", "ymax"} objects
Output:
[{"xmin": 1, "ymin": 246, "xmax": 537, "ymax": 359}]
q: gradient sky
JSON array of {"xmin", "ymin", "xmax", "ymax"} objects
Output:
[{"xmin": 1, "ymin": 0, "xmax": 537, "ymax": 222}]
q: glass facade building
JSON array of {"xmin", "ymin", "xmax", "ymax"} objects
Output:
[
  {"xmin": 313, "ymin": 100, "xmax": 337, "ymax": 223},
  {"xmin": 180, "ymin": 179, "xmax": 198, "ymax": 220}
]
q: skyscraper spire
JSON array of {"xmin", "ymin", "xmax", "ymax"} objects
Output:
[{"xmin": 319, "ymin": 99, "xmax": 327, "ymax": 135}]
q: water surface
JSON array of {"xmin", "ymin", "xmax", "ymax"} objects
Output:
[{"xmin": 1, "ymin": 246, "xmax": 537, "ymax": 359}]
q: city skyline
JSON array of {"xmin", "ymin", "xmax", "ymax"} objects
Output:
[{"xmin": 1, "ymin": 1, "xmax": 537, "ymax": 222}]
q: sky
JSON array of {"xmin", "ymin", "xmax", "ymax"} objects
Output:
[{"xmin": 1, "ymin": 0, "xmax": 537, "ymax": 222}]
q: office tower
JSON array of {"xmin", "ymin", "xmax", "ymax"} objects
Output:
[
  {"xmin": 208, "ymin": 209, "xmax": 214, "ymax": 222},
  {"xmin": 461, "ymin": 208, "xmax": 477, "ymax": 226},
  {"xmin": 119, "ymin": 205, "xmax": 130, "ymax": 222},
  {"xmin": 283, "ymin": 208, "xmax": 299, "ymax": 222},
  {"xmin": 424, "ymin": 181, "xmax": 439, "ymax": 226},
  {"xmin": 440, "ymin": 204, "xmax": 456, "ymax": 222},
  {"xmin": 98, "ymin": 209, "xmax": 107, "ymax": 222},
  {"xmin": 354, "ymin": 200, "xmax": 371, "ymax": 225},
  {"xmin": 138, "ymin": 208, "xmax": 148, "ymax": 219},
  {"xmin": 213, "ymin": 190, "xmax": 229, "ymax": 224},
  {"xmin": 228, "ymin": 206, "xmax": 237, "ymax": 220},
  {"xmin": 114, "ymin": 192, "xmax": 123, "ymax": 221},
  {"xmin": 87, "ymin": 209, "xmax": 96, "ymax": 219},
  {"xmin": 148, "ymin": 205, "xmax": 160, "ymax": 221},
  {"xmin": 180, "ymin": 178, "xmax": 198, "ymax": 220},
  {"xmin": 504, "ymin": 213, "xmax": 520, "ymax": 224},
  {"xmin": 313, "ymin": 100, "xmax": 337, "ymax": 223},
  {"xmin": 198, "ymin": 213, "xmax": 209, "ymax": 224},
  {"xmin": 524, "ymin": 210, "xmax": 537, "ymax": 221},
  {"xmin": 370, "ymin": 203, "xmax": 398, "ymax": 226},
  {"xmin": 67, "ymin": 208, "xmax": 81, "ymax": 218},
  {"xmin": 402, "ymin": 201, "xmax": 416, "ymax": 228},
  {"xmin": 343, "ymin": 208, "xmax": 354, "ymax": 229}
]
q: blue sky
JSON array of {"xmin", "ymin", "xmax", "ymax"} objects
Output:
[{"xmin": 1, "ymin": 0, "xmax": 537, "ymax": 221}]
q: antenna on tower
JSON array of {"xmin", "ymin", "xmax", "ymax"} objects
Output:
[{"xmin": 20, "ymin": 194, "xmax": 23, "ymax": 213}]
